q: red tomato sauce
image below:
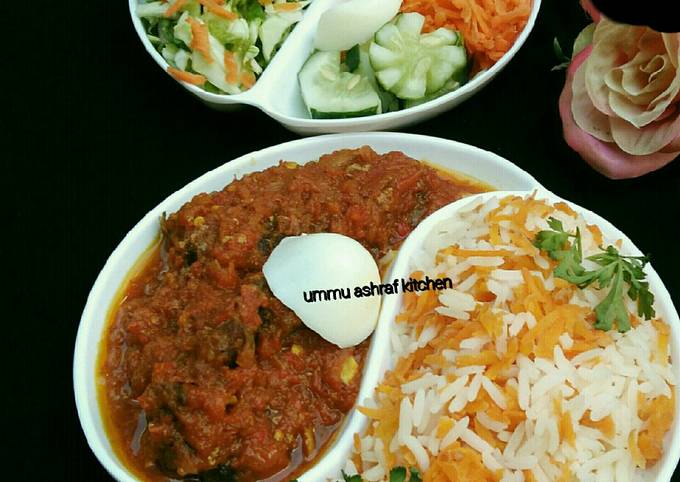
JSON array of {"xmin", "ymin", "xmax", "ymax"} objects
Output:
[{"xmin": 99, "ymin": 147, "xmax": 488, "ymax": 482}]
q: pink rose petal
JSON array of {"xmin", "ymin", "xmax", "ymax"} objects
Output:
[
  {"xmin": 610, "ymin": 109, "xmax": 680, "ymax": 155},
  {"xmin": 662, "ymin": 134, "xmax": 680, "ymax": 152},
  {"xmin": 559, "ymin": 47, "xmax": 679, "ymax": 179},
  {"xmin": 571, "ymin": 46, "xmax": 614, "ymax": 142},
  {"xmin": 580, "ymin": 0, "xmax": 601, "ymax": 22}
]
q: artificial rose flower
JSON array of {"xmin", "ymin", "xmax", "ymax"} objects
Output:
[{"xmin": 559, "ymin": 19, "xmax": 680, "ymax": 179}]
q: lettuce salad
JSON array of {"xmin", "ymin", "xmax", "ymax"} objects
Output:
[{"xmin": 137, "ymin": 0, "xmax": 310, "ymax": 94}]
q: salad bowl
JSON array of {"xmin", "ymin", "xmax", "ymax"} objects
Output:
[{"xmin": 129, "ymin": 0, "xmax": 541, "ymax": 135}]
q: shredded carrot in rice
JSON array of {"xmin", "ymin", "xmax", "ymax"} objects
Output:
[
  {"xmin": 637, "ymin": 391, "xmax": 675, "ymax": 465},
  {"xmin": 167, "ymin": 67, "xmax": 206, "ymax": 85},
  {"xmin": 400, "ymin": 0, "xmax": 532, "ymax": 72},
  {"xmin": 188, "ymin": 17, "xmax": 213, "ymax": 63},
  {"xmin": 354, "ymin": 195, "xmax": 674, "ymax": 481},
  {"xmin": 580, "ymin": 411, "xmax": 616, "ymax": 440},
  {"xmin": 440, "ymin": 247, "xmax": 515, "ymax": 258}
]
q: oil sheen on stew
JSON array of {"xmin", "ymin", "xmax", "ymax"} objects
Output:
[{"xmin": 100, "ymin": 147, "xmax": 488, "ymax": 482}]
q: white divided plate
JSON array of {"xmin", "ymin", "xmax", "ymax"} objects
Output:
[
  {"xmin": 129, "ymin": 0, "xmax": 542, "ymax": 135},
  {"xmin": 73, "ymin": 132, "xmax": 539, "ymax": 482},
  {"xmin": 316, "ymin": 189, "xmax": 679, "ymax": 482}
]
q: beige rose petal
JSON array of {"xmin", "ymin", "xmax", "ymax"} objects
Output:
[
  {"xmin": 609, "ymin": 72, "xmax": 679, "ymax": 128},
  {"xmin": 640, "ymin": 55, "xmax": 673, "ymax": 87},
  {"xmin": 637, "ymin": 29, "xmax": 666, "ymax": 58},
  {"xmin": 586, "ymin": 20, "xmax": 645, "ymax": 116},
  {"xmin": 605, "ymin": 52, "xmax": 665, "ymax": 107},
  {"xmin": 572, "ymin": 60, "xmax": 614, "ymax": 142},
  {"xmin": 621, "ymin": 54, "xmax": 673, "ymax": 101},
  {"xmin": 610, "ymin": 107, "xmax": 680, "ymax": 155},
  {"xmin": 662, "ymin": 33, "xmax": 680, "ymax": 69},
  {"xmin": 603, "ymin": 27, "xmax": 680, "ymax": 128}
]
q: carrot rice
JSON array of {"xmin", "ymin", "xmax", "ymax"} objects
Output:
[{"xmin": 348, "ymin": 194, "xmax": 675, "ymax": 482}]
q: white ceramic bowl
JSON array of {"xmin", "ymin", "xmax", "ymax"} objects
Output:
[
  {"xmin": 315, "ymin": 189, "xmax": 680, "ymax": 482},
  {"xmin": 129, "ymin": 0, "xmax": 542, "ymax": 135},
  {"xmin": 73, "ymin": 132, "xmax": 539, "ymax": 482}
]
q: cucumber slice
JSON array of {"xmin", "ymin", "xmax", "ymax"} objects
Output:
[
  {"xmin": 298, "ymin": 51, "xmax": 381, "ymax": 119},
  {"xmin": 355, "ymin": 43, "xmax": 400, "ymax": 114},
  {"xmin": 403, "ymin": 79, "xmax": 461, "ymax": 109},
  {"xmin": 369, "ymin": 12, "xmax": 467, "ymax": 100}
]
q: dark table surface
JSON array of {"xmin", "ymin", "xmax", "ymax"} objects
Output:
[{"xmin": 7, "ymin": 0, "xmax": 679, "ymax": 480}]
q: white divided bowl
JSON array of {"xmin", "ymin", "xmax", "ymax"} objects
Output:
[
  {"xmin": 129, "ymin": 0, "xmax": 542, "ymax": 134},
  {"xmin": 317, "ymin": 189, "xmax": 679, "ymax": 482},
  {"xmin": 73, "ymin": 132, "xmax": 539, "ymax": 482}
]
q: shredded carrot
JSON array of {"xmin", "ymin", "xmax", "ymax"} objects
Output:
[
  {"xmin": 559, "ymin": 410, "xmax": 576, "ymax": 446},
  {"xmin": 637, "ymin": 392, "xmax": 675, "ymax": 465},
  {"xmin": 580, "ymin": 411, "xmax": 616, "ymax": 440},
  {"xmin": 456, "ymin": 350, "xmax": 499, "ymax": 367},
  {"xmin": 442, "ymin": 246, "xmax": 515, "ymax": 257},
  {"xmin": 357, "ymin": 406, "xmax": 385, "ymax": 419},
  {"xmin": 556, "ymin": 463, "xmax": 572, "ymax": 482},
  {"xmin": 554, "ymin": 202, "xmax": 576, "ymax": 217},
  {"xmin": 401, "ymin": 0, "xmax": 531, "ymax": 76},
  {"xmin": 478, "ymin": 304, "xmax": 502, "ymax": 338},
  {"xmin": 167, "ymin": 67, "xmax": 206, "ymax": 85},
  {"xmin": 164, "ymin": 0, "xmax": 187, "ymax": 17},
  {"xmin": 199, "ymin": 0, "xmax": 239, "ymax": 19},
  {"xmin": 587, "ymin": 224, "xmax": 604, "ymax": 246},
  {"xmin": 629, "ymin": 431, "xmax": 646, "ymax": 468},
  {"xmin": 436, "ymin": 417, "xmax": 454, "ymax": 438},
  {"xmin": 240, "ymin": 70, "xmax": 256, "ymax": 89},
  {"xmin": 188, "ymin": 17, "xmax": 212, "ymax": 63},
  {"xmin": 223, "ymin": 51, "xmax": 239, "ymax": 84},
  {"xmin": 652, "ymin": 319, "xmax": 670, "ymax": 365},
  {"xmin": 274, "ymin": 2, "xmax": 302, "ymax": 11}
]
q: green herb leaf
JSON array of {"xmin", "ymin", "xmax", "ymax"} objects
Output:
[
  {"xmin": 236, "ymin": 0, "xmax": 266, "ymax": 20},
  {"xmin": 534, "ymin": 228, "xmax": 569, "ymax": 256},
  {"xmin": 551, "ymin": 37, "xmax": 571, "ymax": 71},
  {"xmin": 341, "ymin": 471, "xmax": 362, "ymax": 482},
  {"xmin": 388, "ymin": 467, "xmax": 406, "ymax": 482},
  {"xmin": 409, "ymin": 467, "xmax": 422, "ymax": 482},
  {"xmin": 594, "ymin": 267, "xmax": 630, "ymax": 331},
  {"xmin": 533, "ymin": 221, "xmax": 655, "ymax": 332}
]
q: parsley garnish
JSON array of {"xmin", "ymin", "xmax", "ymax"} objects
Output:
[
  {"xmin": 534, "ymin": 217, "xmax": 655, "ymax": 332},
  {"xmin": 389, "ymin": 467, "xmax": 406, "ymax": 482},
  {"xmin": 330, "ymin": 466, "xmax": 421, "ymax": 482},
  {"xmin": 340, "ymin": 471, "xmax": 362, "ymax": 482}
]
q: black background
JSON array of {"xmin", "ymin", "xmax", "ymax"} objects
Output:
[{"xmin": 5, "ymin": 0, "xmax": 679, "ymax": 480}]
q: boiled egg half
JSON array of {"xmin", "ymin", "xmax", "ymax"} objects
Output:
[
  {"xmin": 262, "ymin": 233, "xmax": 381, "ymax": 348},
  {"xmin": 314, "ymin": 0, "xmax": 403, "ymax": 52}
]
